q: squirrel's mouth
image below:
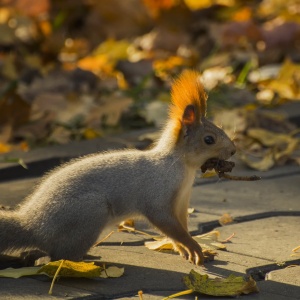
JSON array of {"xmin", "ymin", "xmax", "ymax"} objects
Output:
[{"xmin": 200, "ymin": 158, "xmax": 235, "ymax": 173}]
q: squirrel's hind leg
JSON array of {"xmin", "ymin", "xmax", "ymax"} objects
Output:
[{"xmin": 44, "ymin": 228, "xmax": 102, "ymax": 262}]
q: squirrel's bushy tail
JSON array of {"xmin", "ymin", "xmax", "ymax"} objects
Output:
[{"xmin": 0, "ymin": 210, "xmax": 34, "ymax": 253}]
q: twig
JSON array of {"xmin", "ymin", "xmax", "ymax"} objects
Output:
[
  {"xmin": 119, "ymin": 226, "xmax": 160, "ymax": 239},
  {"xmin": 93, "ymin": 231, "xmax": 115, "ymax": 247},
  {"xmin": 222, "ymin": 233, "xmax": 235, "ymax": 243},
  {"xmin": 218, "ymin": 172, "xmax": 261, "ymax": 181},
  {"xmin": 49, "ymin": 260, "xmax": 64, "ymax": 295},
  {"xmin": 138, "ymin": 290, "xmax": 144, "ymax": 300},
  {"xmin": 162, "ymin": 289, "xmax": 194, "ymax": 300}
]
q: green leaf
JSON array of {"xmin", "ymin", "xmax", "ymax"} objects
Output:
[{"xmin": 184, "ymin": 269, "xmax": 259, "ymax": 297}]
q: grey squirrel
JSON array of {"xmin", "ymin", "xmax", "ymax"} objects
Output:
[{"xmin": 0, "ymin": 70, "xmax": 235, "ymax": 265}]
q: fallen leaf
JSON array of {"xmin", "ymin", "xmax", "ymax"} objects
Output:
[
  {"xmin": 219, "ymin": 213, "xmax": 234, "ymax": 226},
  {"xmin": 145, "ymin": 230, "xmax": 227, "ymax": 252},
  {"xmin": 201, "ymin": 170, "xmax": 218, "ymax": 178},
  {"xmin": 83, "ymin": 128, "xmax": 102, "ymax": 140},
  {"xmin": 118, "ymin": 219, "xmax": 135, "ymax": 231},
  {"xmin": 153, "ymin": 55, "xmax": 187, "ymax": 79},
  {"xmin": 39, "ymin": 260, "xmax": 124, "ymax": 278},
  {"xmin": 99, "ymin": 266, "xmax": 125, "ymax": 278},
  {"xmin": 247, "ymin": 128, "xmax": 298, "ymax": 148},
  {"xmin": 248, "ymin": 64, "xmax": 280, "ymax": 83},
  {"xmin": 183, "ymin": 269, "xmax": 259, "ymax": 297},
  {"xmin": 193, "ymin": 231, "xmax": 227, "ymax": 251},
  {"xmin": 240, "ymin": 151, "xmax": 275, "ymax": 171},
  {"xmin": 163, "ymin": 269, "xmax": 258, "ymax": 299},
  {"xmin": 145, "ymin": 237, "xmax": 174, "ymax": 251},
  {"xmin": 264, "ymin": 59, "xmax": 300, "ymax": 100},
  {"xmin": 143, "ymin": 0, "xmax": 177, "ymax": 17},
  {"xmin": 0, "ymin": 260, "xmax": 124, "ymax": 279},
  {"xmin": 78, "ymin": 39, "xmax": 130, "ymax": 76},
  {"xmin": 187, "ymin": 207, "xmax": 195, "ymax": 214},
  {"xmin": 0, "ymin": 142, "xmax": 12, "ymax": 153},
  {"xmin": 240, "ymin": 128, "xmax": 300, "ymax": 170},
  {"xmin": 184, "ymin": 0, "xmax": 235, "ymax": 11}
]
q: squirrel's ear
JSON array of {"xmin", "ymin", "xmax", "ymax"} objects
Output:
[{"xmin": 182, "ymin": 105, "xmax": 197, "ymax": 127}]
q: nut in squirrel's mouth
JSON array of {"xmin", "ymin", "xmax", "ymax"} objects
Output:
[{"xmin": 200, "ymin": 158, "xmax": 235, "ymax": 174}]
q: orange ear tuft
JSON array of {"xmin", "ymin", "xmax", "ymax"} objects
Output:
[{"xmin": 169, "ymin": 70, "xmax": 207, "ymax": 136}]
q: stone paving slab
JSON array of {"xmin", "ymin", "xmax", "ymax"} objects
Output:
[
  {"xmin": 266, "ymin": 266, "xmax": 300, "ymax": 286},
  {"xmin": 215, "ymin": 216, "xmax": 299, "ymax": 263},
  {"xmin": 1, "ymin": 244, "xmax": 297, "ymax": 300},
  {"xmin": 45, "ymin": 246, "xmax": 269, "ymax": 298},
  {"xmin": 0, "ymin": 277, "xmax": 95, "ymax": 300},
  {"xmin": 192, "ymin": 171, "xmax": 300, "ymax": 219}
]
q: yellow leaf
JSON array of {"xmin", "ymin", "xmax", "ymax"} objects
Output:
[
  {"xmin": 83, "ymin": 128, "xmax": 102, "ymax": 140},
  {"xmin": 184, "ymin": 269, "xmax": 259, "ymax": 296},
  {"xmin": 38, "ymin": 260, "xmax": 124, "ymax": 278},
  {"xmin": 265, "ymin": 59, "xmax": 300, "ymax": 100},
  {"xmin": 118, "ymin": 219, "xmax": 135, "ymax": 231},
  {"xmin": 143, "ymin": 0, "xmax": 177, "ymax": 17},
  {"xmin": 78, "ymin": 55, "xmax": 111, "ymax": 74},
  {"xmin": 145, "ymin": 230, "xmax": 227, "ymax": 252},
  {"xmin": 78, "ymin": 39, "xmax": 130, "ymax": 75},
  {"xmin": 39, "ymin": 20, "xmax": 52, "ymax": 36},
  {"xmin": 193, "ymin": 231, "xmax": 227, "ymax": 251},
  {"xmin": 0, "ymin": 142, "xmax": 12, "ymax": 153},
  {"xmin": 219, "ymin": 213, "xmax": 234, "ymax": 226},
  {"xmin": 145, "ymin": 237, "xmax": 174, "ymax": 251},
  {"xmin": 232, "ymin": 6, "xmax": 252, "ymax": 21},
  {"xmin": 93, "ymin": 39, "xmax": 129, "ymax": 61},
  {"xmin": 153, "ymin": 56, "xmax": 186, "ymax": 79},
  {"xmin": 184, "ymin": 0, "xmax": 235, "ymax": 10},
  {"xmin": 201, "ymin": 170, "xmax": 218, "ymax": 178},
  {"xmin": 187, "ymin": 207, "xmax": 194, "ymax": 214}
]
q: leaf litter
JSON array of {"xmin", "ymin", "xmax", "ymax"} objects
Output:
[
  {"xmin": 0, "ymin": 0, "xmax": 300, "ymax": 174},
  {"xmin": 163, "ymin": 269, "xmax": 258, "ymax": 299},
  {"xmin": 0, "ymin": 260, "xmax": 124, "ymax": 294}
]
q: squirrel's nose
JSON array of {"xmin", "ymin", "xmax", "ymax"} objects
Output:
[{"xmin": 231, "ymin": 149, "xmax": 236, "ymax": 156}]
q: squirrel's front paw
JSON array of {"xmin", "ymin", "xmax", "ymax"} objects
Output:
[
  {"xmin": 187, "ymin": 244, "xmax": 204, "ymax": 266},
  {"xmin": 175, "ymin": 241, "xmax": 204, "ymax": 265}
]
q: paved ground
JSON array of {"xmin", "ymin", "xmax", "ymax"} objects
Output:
[{"xmin": 0, "ymin": 129, "xmax": 299, "ymax": 299}]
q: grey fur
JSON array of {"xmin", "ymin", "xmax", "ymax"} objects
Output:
[{"xmin": 0, "ymin": 115, "xmax": 235, "ymax": 262}]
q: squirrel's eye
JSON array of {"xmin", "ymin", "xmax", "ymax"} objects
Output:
[{"xmin": 204, "ymin": 135, "xmax": 215, "ymax": 145}]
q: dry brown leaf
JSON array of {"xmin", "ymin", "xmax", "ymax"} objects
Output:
[
  {"xmin": 193, "ymin": 231, "xmax": 227, "ymax": 251},
  {"xmin": 240, "ymin": 151, "xmax": 275, "ymax": 171},
  {"xmin": 219, "ymin": 213, "xmax": 234, "ymax": 226},
  {"xmin": 118, "ymin": 219, "xmax": 135, "ymax": 231},
  {"xmin": 145, "ymin": 230, "xmax": 227, "ymax": 252},
  {"xmin": 264, "ymin": 59, "xmax": 300, "ymax": 100}
]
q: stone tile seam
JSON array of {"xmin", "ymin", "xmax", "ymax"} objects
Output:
[
  {"xmin": 194, "ymin": 169, "xmax": 300, "ymax": 186},
  {"xmin": 96, "ymin": 211, "xmax": 300, "ymax": 247}
]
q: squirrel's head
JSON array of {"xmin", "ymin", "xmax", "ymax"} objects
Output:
[{"xmin": 170, "ymin": 70, "xmax": 236, "ymax": 167}]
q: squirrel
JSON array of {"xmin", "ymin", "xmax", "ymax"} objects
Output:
[{"xmin": 0, "ymin": 70, "xmax": 235, "ymax": 265}]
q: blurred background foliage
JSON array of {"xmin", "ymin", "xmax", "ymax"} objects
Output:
[{"xmin": 0, "ymin": 0, "xmax": 300, "ymax": 170}]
